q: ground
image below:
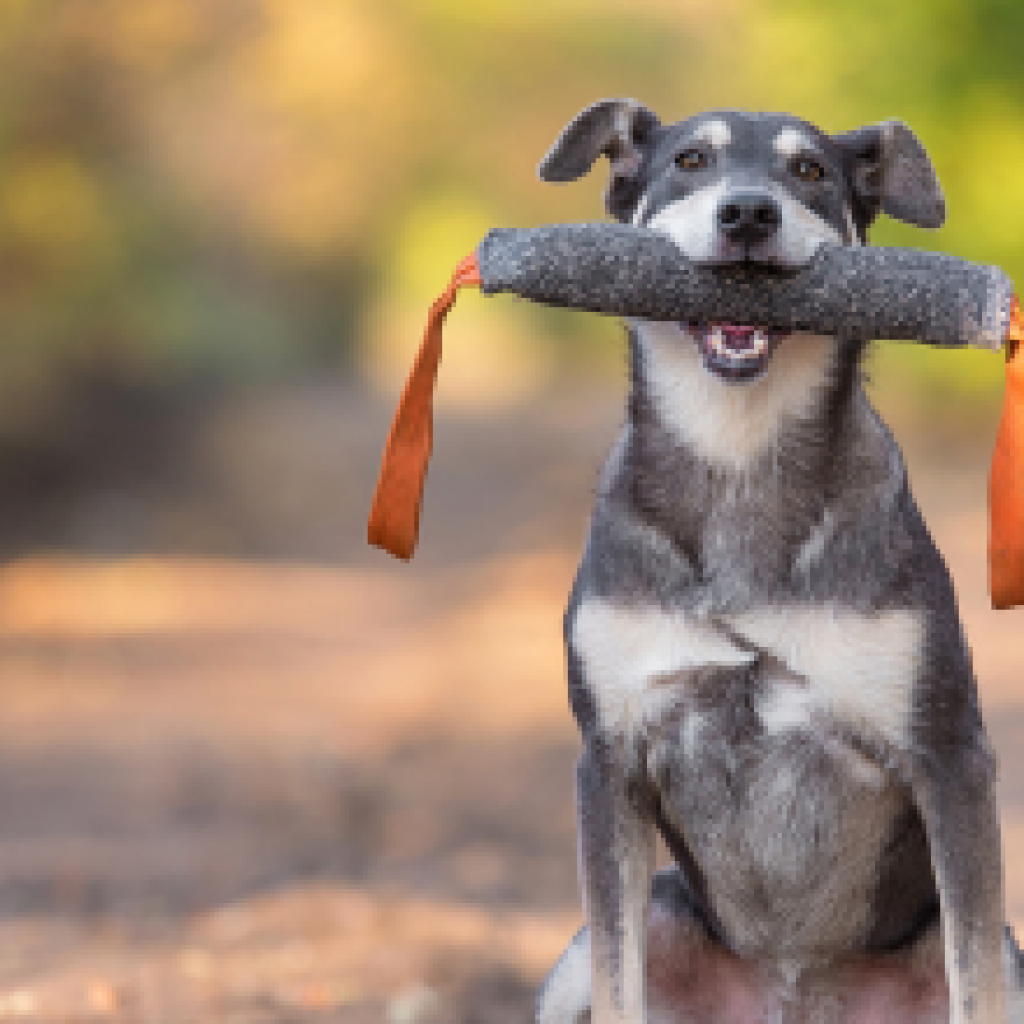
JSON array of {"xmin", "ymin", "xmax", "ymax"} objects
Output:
[{"xmin": 0, "ymin": 378, "xmax": 1019, "ymax": 1022}]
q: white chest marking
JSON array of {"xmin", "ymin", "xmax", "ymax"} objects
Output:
[
  {"xmin": 632, "ymin": 320, "xmax": 835, "ymax": 470},
  {"xmin": 571, "ymin": 599, "xmax": 756, "ymax": 735},
  {"xmin": 730, "ymin": 605, "xmax": 925, "ymax": 745},
  {"xmin": 572, "ymin": 599, "xmax": 924, "ymax": 745}
]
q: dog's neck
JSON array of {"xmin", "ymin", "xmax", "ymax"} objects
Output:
[
  {"xmin": 626, "ymin": 320, "xmax": 852, "ymax": 474},
  {"xmin": 604, "ymin": 323, "xmax": 897, "ymax": 610}
]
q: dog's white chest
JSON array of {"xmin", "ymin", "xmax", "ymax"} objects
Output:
[
  {"xmin": 570, "ymin": 598, "xmax": 925, "ymax": 745},
  {"xmin": 728, "ymin": 605, "xmax": 924, "ymax": 745},
  {"xmin": 570, "ymin": 600, "xmax": 755, "ymax": 735}
]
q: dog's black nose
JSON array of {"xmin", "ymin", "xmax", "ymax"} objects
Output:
[{"xmin": 716, "ymin": 192, "xmax": 782, "ymax": 243}]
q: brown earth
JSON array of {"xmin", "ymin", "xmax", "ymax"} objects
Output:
[{"xmin": 0, "ymin": 378, "xmax": 1019, "ymax": 1022}]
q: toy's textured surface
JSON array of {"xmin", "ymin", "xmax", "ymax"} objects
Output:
[
  {"xmin": 477, "ymin": 223, "xmax": 1015, "ymax": 348},
  {"xmin": 368, "ymin": 223, "xmax": 1022, "ymax": 609}
]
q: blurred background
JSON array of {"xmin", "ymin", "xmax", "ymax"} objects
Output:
[{"xmin": 0, "ymin": 1, "xmax": 1021, "ymax": 1020}]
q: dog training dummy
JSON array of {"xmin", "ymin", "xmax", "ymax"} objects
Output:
[{"xmin": 368, "ymin": 224, "xmax": 1024, "ymax": 609}]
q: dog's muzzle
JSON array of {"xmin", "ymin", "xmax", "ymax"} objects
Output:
[{"xmin": 688, "ymin": 195, "xmax": 793, "ymax": 381}]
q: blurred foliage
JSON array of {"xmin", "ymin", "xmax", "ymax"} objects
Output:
[{"xmin": 0, "ymin": 0, "xmax": 1021, "ymax": 432}]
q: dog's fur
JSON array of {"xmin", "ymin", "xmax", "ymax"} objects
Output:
[{"xmin": 534, "ymin": 101, "xmax": 1023, "ymax": 1023}]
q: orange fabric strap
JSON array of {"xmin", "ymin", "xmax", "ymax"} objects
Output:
[
  {"xmin": 990, "ymin": 294, "xmax": 1024, "ymax": 608},
  {"xmin": 367, "ymin": 253, "xmax": 481, "ymax": 560}
]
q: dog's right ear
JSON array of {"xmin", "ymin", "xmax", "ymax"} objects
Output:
[{"xmin": 538, "ymin": 98, "xmax": 662, "ymax": 222}]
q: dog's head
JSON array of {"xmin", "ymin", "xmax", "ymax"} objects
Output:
[{"xmin": 539, "ymin": 102, "xmax": 945, "ymax": 384}]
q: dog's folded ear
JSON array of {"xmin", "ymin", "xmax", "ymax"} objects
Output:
[
  {"xmin": 836, "ymin": 120, "xmax": 946, "ymax": 231},
  {"xmin": 538, "ymin": 98, "xmax": 661, "ymax": 222}
]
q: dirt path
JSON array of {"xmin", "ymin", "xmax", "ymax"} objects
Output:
[{"xmin": 0, "ymin": 381, "xmax": 1019, "ymax": 1021}]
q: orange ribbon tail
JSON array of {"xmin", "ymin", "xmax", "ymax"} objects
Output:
[
  {"xmin": 990, "ymin": 294, "xmax": 1024, "ymax": 608},
  {"xmin": 367, "ymin": 253, "xmax": 481, "ymax": 560}
]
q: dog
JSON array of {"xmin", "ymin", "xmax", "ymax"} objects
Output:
[{"xmin": 533, "ymin": 101, "xmax": 1024, "ymax": 1023}]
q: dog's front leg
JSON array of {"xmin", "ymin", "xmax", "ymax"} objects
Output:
[
  {"xmin": 577, "ymin": 735, "xmax": 655, "ymax": 1024},
  {"xmin": 905, "ymin": 739, "xmax": 1006, "ymax": 1023}
]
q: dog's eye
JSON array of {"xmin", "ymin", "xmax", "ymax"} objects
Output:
[
  {"xmin": 676, "ymin": 149, "xmax": 707, "ymax": 171},
  {"xmin": 791, "ymin": 157, "xmax": 825, "ymax": 182}
]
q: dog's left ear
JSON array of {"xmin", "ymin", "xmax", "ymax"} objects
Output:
[{"xmin": 835, "ymin": 120, "xmax": 946, "ymax": 230}]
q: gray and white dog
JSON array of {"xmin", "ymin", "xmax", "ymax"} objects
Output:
[{"xmin": 534, "ymin": 101, "xmax": 1024, "ymax": 1024}]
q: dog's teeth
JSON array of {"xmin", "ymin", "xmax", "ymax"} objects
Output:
[
  {"xmin": 707, "ymin": 326, "xmax": 769, "ymax": 364},
  {"xmin": 731, "ymin": 330, "xmax": 766, "ymax": 362}
]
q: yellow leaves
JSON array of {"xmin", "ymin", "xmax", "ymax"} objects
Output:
[
  {"xmin": 950, "ymin": 94, "xmax": 1024, "ymax": 255},
  {"xmin": 0, "ymin": 155, "xmax": 116, "ymax": 270},
  {"xmin": 0, "ymin": 0, "xmax": 1021, "ymax": 406},
  {"xmin": 870, "ymin": 343, "xmax": 1004, "ymax": 425},
  {"xmin": 385, "ymin": 195, "xmax": 496, "ymax": 304},
  {"xmin": 711, "ymin": 9, "xmax": 843, "ymax": 122},
  {"xmin": 0, "ymin": 0, "xmax": 33, "ymax": 36},
  {"xmin": 242, "ymin": 0, "xmax": 389, "ymax": 112},
  {"xmin": 126, "ymin": 1, "xmax": 416, "ymax": 259},
  {"xmin": 104, "ymin": 0, "xmax": 204, "ymax": 73}
]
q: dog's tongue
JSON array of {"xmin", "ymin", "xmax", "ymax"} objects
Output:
[{"xmin": 720, "ymin": 324, "xmax": 758, "ymax": 351}]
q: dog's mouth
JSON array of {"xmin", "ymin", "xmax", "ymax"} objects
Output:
[{"xmin": 684, "ymin": 322, "xmax": 791, "ymax": 383}]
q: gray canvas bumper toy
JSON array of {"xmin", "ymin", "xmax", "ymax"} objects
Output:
[
  {"xmin": 366, "ymin": 222, "xmax": 1024, "ymax": 607},
  {"xmin": 476, "ymin": 223, "xmax": 1014, "ymax": 348}
]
